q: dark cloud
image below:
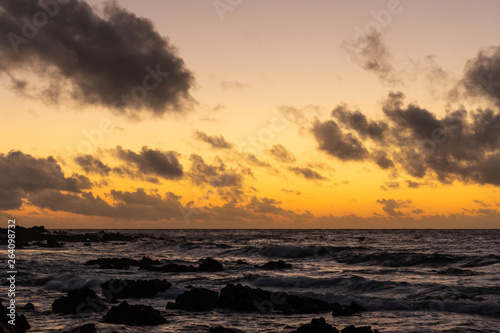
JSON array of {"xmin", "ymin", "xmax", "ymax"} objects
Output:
[
  {"xmin": 332, "ymin": 104, "xmax": 387, "ymax": 140},
  {"xmin": 194, "ymin": 131, "xmax": 233, "ymax": 149},
  {"xmin": 342, "ymin": 32, "xmax": 400, "ymax": 85},
  {"xmin": 311, "ymin": 119, "xmax": 368, "ymax": 161},
  {"xmin": 29, "ymin": 188, "xmax": 184, "ymax": 220},
  {"xmin": 267, "ymin": 144, "xmax": 296, "ymax": 163},
  {"xmin": 313, "ymin": 92, "xmax": 500, "ymax": 187},
  {"xmin": 0, "ymin": 0, "xmax": 194, "ymax": 116},
  {"xmin": 288, "ymin": 166, "xmax": 327, "ymax": 181},
  {"xmin": 115, "ymin": 146, "xmax": 183, "ymax": 180},
  {"xmin": 245, "ymin": 153, "xmax": 272, "ymax": 169},
  {"xmin": 75, "ymin": 155, "xmax": 111, "ymax": 176},
  {"xmin": 281, "ymin": 188, "xmax": 301, "ymax": 195},
  {"xmin": 459, "ymin": 46, "xmax": 500, "ymax": 107},
  {"xmin": 0, "ymin": 151, "xmax": 91, "ymax": 210},
  {"xmin": 406, "ymin": 180, "xmax": 421, "ymax": 188},
  {"xmin": 377, "ymin": 199, "xmax": 412, "ymax": 217},
  {"xmin": 188, "ymin": 154, "xmax": 244, "ymax": 189}
]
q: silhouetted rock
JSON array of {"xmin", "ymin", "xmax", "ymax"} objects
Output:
[
  {"xmin": 358, "ymin": 237, "xmax": 365, "ymax": 242},
  {"xmin": 20, "ymin": 303, "xmax": 34, "ymax": 311},
  {"xmin": 199, "ymin": 258, "xmax": 224, "ymax": 272},
  {"xmin": 289, "ymin": 317, "xmax": 339, "ymax": 333},
  {"xmin": 0, "ymin": 302, "xmax": 30, "ymax": 330},
  {"xmin": 166, "ymin": 288, "xmax": 219, "ymax": 311},
  {"xmin": 101, "ymin": 279, "xmax": 171, "ymax": 299},
  {"xmin": 52, "ymin": 286, "xmax": 107, "ymax": 314},
  {"xmin": 103, "ymin": 301, "xmax": 166, "ymax": 326},
  {"xmin": 85, "ymin": 256, "xmax": 161, "ymax": 270},
  {"xmin": 216, "ymin": 284, "xmax": 330, "ymax": 314},
  {"xmin": 0, "ymin": 323, "xmax": 25, "ymax": 333},
  {"xmin": 209, "ymin": 326, "xmax": 241, "ymax": 333},
  {"xmin": 254, "ymin": 260, "xmax": 293, "ymax": 270},
  {"xmin": 39, "ymin": 239, "xmax": 63, "ymax": 248},
  {"xmin": 145, "ymin": 263, "xmax": 198, "ymax": 272},
  {"xmin": 83, "ymin": 242, "xmax": 91, "ymax": 246},
  {"xmin": 341, "ymin": 325, "xmax": 379, "ymax": 333},
  {"xmin": 63, "ymin": 323, "xmax": 97, "ymax": 333},
  {"xmin": 331, "ymin": 302, "xmax": 367, "ymax": 316}
]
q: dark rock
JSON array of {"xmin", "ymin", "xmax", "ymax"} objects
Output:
[
  {"xmin": 85, "ymin": 256, "xmax": 161, "ymax": 270},
  {"xmin": 103, "ymin": 301, "xmax": 166, "ymax": 326},
  {"xmin": 358, "ymin": 237, "xmax": 365, "ymax": 241},
  {"xmin": 331, "ymin": 302, "xmax": 367, "ymax": 316},
  {"xmin": 198, "ymin": 257, "xmax": 224, "ymax": 272},
  {"xmin": 0, "ymin": 323, "xmax": 25, "ymax": 333},
  {"xmin": 341, "ymin": 325, "xmax": 378, "ymax": 333},
  {"xmin": 209, "ymin": 326, "xmax": 240, "ymax": 333},
  {"xmin": 289, "ymin": 317, "xmax": 339, "ymax": 333},
  {"xmin": 83, "ymin": 243, "xmax": 91, "ymax": 246},
  {"xmin": 145, "ymin": 263, "xmax": 198, "ymax": 273},
  {"xmin": 216, "ymin": 284, "xmax": 330, "ymax": 314},
  {"xmin": 236, "ymin": 260, "xmax": 249, "ymax": 265},
  {"xmin": 63, "ymin": 323, "xmax": 97, "ymax": 333},
  {"xmin": 20, "ymin": 303, "xmax": 34, "ymax": 311},
  {"xmin": 254, "ymin": 260, "xmax": 293, "ymax": 270},
  {"xmin": 101, "ymin": 279, "xmax": 171, "ymax": 299},
  {"xmin": 52, "ymin": 286, "xmax": 107, "ymax": 314},
  {"xmin": 0, "ymin": 303, "xmax": 30, "ymax": 330},
  {"xmin": 166, "ymin": 288, "xmax": 218, "ymax": 311},
  {"xmin": 39, "ymin": 239, "xmax": 63, "ymax": 248}
]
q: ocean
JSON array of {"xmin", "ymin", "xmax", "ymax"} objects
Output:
[{"xmin": 7, "ymin": 229, "xmax": 500, "ymax": 332}]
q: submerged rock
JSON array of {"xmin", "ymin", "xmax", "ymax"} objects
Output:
[
  {"xmin": 20, "ymin": 303, "xmax": 34, "ymax": 311},
  {"xmin": 254, "ymin": 260, "xmax": 293, "ymax": 270},
  {"xmin": 85, "ymin": 256, "xmax": 161, "ymax": 270},
  {"xmin": 103, "ymin": 301, "xmax": 166, "ymax": 326},
  {"xmin": 199, "ymin": 257, "xmax": 224, "ymax": 272},
  {"xmin": 289, "ymin": 317, "xmax": 339, "ymax": 333},
  {"xmin": 331, "ymin": 302, "xmax": 367, "ymax": 316},
  {"xmin": 101, "ymin": 279, "xmax": 171, "ymax": 299},
  {"xmin": 144, "ymin": 263, "xmax": 198, "ymax": 273},
  {"xmin": 52, "ymin": 286, "xmax": 107, "ymax": 314},
  {"xmin": 209, "ymin": 326, "xmax": 241, "ymax": 333},
  {"xmin": 166, "ymin": 288, "xmax": 219, "ymax": 311},
  {"xmin": 341, "ymin": 325, "xmax": 379, "ymax": 333},
  {"xmin": 62, "ymin": 323, "xmax": 97, "ymax": 333}
]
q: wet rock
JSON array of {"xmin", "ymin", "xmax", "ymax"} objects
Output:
[
  {"xmin": 145, "ymin": 263, "xmax": 198, "ymax": 273},
  {"xmin": 236, "ymin": 260, "xmax": 249, "ymax": 265},
  {"xmin": 166, "ymin": 288, "xmax": 219, "ymax": 311},
  {"xmin": 341, "ymin": 325, "xmax": 379, "ymax": 333},
  {"xmin": 198, "ymin": 257, "xmax": 224, "ymax": 272},
  {"xmin": 20, "ymin": 303, "xmax": 34, "ymax": 311},
  {"xmin": 52, "ymin": 286, "xmax": 107, "ymax": 314},
  {"xmin": 63, "ymin": 323, "xmax": 97, "ymax": 333},
  {"xmin": 83, "ymin": 243, "xmax": 92, "ymax": 246},
  {"xmin": 85, "ymin": 256, "xmax": 161, "ymax": 270},
  {"xmin": 0, "ymin": 303, "xmax": 30, "ymax": 330},
  {"xmin": 0, "ymin": 323, "xmax": 25, "ymax": 333},
  {"xmin": 331, "ymin": 302, "xmax": 367, "ymax": 316},
  {"xmin": 101, "ymin": 279, "xmax": 171, "ymax": 299},
  {"xmin": 103, "ymin": 301, "xmax": 166, "ymax": 326},
  {"xmin": 39, "ymin": 239, "xmax": 63, "ymax": 248},
  {"xmin": 289, "ymin": 317, "xmax": 339, "ymax": 333},
  {"xmin": 209, "ymin": 326, "xmax": 241, "ymax": 333},
  {"xmin": 254, "ymin": 260, "xmax": 292, "ymax": 270},
  {"xmin": 358, "ymin": 237, "xmax": 365, "ymax": 242},
  {"xmin": 216, "ymin": 284, "xmax": 330, "ymax": 314}
]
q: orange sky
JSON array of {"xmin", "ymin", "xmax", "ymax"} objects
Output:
[{"xmin": 0, "ymin": 0, "xmax": 499, "ymax": 228}]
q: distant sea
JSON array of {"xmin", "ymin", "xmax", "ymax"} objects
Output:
[{"xmin": 9, "ymin": 229, "xmax": 500, "ymax": 332}]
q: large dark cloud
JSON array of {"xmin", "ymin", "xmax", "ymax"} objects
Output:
[
  {"xmin": 75, "ymin": 155, "xmax": 111, "ymax": 176},
  {"xmin": 115, "ymin": 146, "xmax": 183, "ymax": 180},
  {"xmin": 313, "ymin": 92, "xmax": 500, "ymax": 187},
  {"xmin": 194, "ymin": 131, "xmax": 233, "ymax": 149},
  {"xmin": 0, "ymin": 151, "xmax": 91, "ymax": 210},
  {"xmin": 460, "ymin": 46, "xmax": 500, "ymax": 107},
  {"xmin": 377, "ymin": 199, "xmax": 412, "ymax": 217},
  {"xmin": 188, "ymin": 154, "xmax": 243, "ymax": 188},
  {"xmin": 0, "ymin": 0, "xmax": 194, "ymax": 116},
  {"xmin": 311, "ymin": 119, "xmax": 368, "ymax": 161}
]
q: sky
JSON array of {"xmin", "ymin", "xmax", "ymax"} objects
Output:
[{"xmin": 0, "ymin": 0, "xmax": 500, "ymax": 228}]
